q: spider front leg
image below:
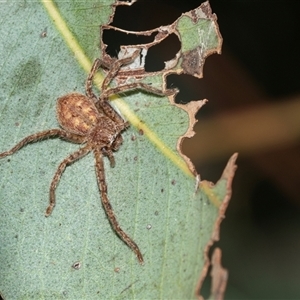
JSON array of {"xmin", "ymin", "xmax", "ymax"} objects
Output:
[
  {"xmin": 85, "ymin": 58, "xmax": 110, "ymax": 101},
  {"xmin": 94, "ymin": 147, "xmax": 144, "ymax": 264},
  {"xmin": 104, "ymin": 81, "xmax": 178, "ymax": 99},
  {"xmin": 85, "ymin": 50, "xmax": 140, "ymax": 102},
  {"xmin": 101, "ymin": 50, "xmax": 140, "ymax": 91}
]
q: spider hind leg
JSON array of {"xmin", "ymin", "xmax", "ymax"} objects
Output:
[{"xmin": 94, "ymin": 147, "xmax": 144, "ymax": 264}]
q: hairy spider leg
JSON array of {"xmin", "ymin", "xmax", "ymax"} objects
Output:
[
  {"xmin": 46, "ymin": 143, "xmax": 91, "ymax": 216},
  {"xmin": 85, "ymin": 50, "xmax": 177, "ymax": 131},
  {"xmin": 0, "ymin": 129, "xmax": 79, "ymax": 159},
  {"xmin": 96, "ymin": 52, "xmax": 177, "ymax": 125},
  {"xmin": 0, "ymin": 129, "xmax": 90, "ymax": 215},
  {"xmin": 85, "ymin": 58, "xmax": 108, "ymax": 101},
  {"xmin": 85, "ymin": 50, "xmax": 140, "ymax": 101},
  {"xmin": 94, "ymin": 147, "xmax": 144, "ymax": 264},
  {"xmin": 100, "ymin": 50, "xmax": 140, "ymax": 92},
  {"xmin": 85, "ymin": 54, "xmax": 138, "ymax": 127},
  {"xmin": 97, "ymin": 49, "xmax": 178, "ymax": 99},
  {"xmin": 104, "ymin": 82, "xmax": 177, "ymax": 99},
  {"xmin": 101, "ymin": 147, "xmax": 116, "ymax": 167}
]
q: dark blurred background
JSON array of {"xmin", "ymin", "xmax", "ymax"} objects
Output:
[{"xmin": 108, "ymin": 1, "xmax": 300, "ymax": 299}]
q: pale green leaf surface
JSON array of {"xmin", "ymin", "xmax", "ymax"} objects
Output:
[
  {"xmin": 0, "ymin": 1, "xmax": 234, "ymax": 299},
  {"xmin": 178, "ymin": 18, "xmax": 219, "ymax": 53}
]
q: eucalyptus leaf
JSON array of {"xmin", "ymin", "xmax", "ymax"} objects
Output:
[{"xmin": 0, "ymin": 1, "xmax": 236, "ymax": 299}]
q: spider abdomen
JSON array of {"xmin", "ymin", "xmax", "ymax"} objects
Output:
[{"xmin": 57, "ymin": 92, "xmax": 99, "ymax": 135}]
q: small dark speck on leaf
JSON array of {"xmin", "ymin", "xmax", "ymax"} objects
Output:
[
  {"xmin": 134, "ymin": 156, "xmax": 138, "ymax": 161},
  {"xmin": 131, "ymin": 135, "xmax": 136, "ymax": 141},
  {"xmin": 40, "ymin": 28, "xmax": 47, "ymax": 38},
  {"xmin": 114, "ymin": 267, "xmax": 120, "ymax": 273},
  {"xmin": 155, "ymin": 211, "xmax": 159, "ymax": 216},
  {"xmin": 15, "ymin": 122, "xmax": 20, "ymax": 127},
  {"xmin": 72, "ymin": 261, "xmax": 81, "ymax": 270},
  {"xmin": 138, "ymin": 129, "xmax": 144, "ymax": 135},
  {"xmin": 161, "ymin": 188, "xmax": 164, "ymax": 193},
  {"xmin": 171, "ymin": 179, "xmax": 176, "ymax": 185}
]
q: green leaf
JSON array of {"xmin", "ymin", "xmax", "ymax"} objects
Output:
[{"xmin": 0, "ymin": 1, "xmax": 236, "ymax": 299}]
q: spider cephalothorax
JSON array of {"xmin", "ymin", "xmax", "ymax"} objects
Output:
[{"xmin": 0, "ymin": 50, "xmax": 175, "ymax": 264}]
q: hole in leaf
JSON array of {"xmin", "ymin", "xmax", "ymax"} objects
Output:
[
  {"xmin": 166, "ymin": 74, "xmax": 207, "ymax": 104},
  {"xmin": 145, "ymin": 34, "xmax": 180, "ymax": 72},
  {"xmin": 103, "ymin": 29, "xmax": 157, "ymax": 58},
  {"xmin": 111, "ymin": 0, "xmax": 204, "ymax": 31}
]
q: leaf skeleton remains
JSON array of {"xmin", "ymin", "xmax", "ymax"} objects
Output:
[{"xmin": 0, "ymin": 50, "xmax": 176, "ymax": 264}]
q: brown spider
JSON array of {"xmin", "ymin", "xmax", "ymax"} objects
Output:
[{"xmin": 0, "ymin": 50, "xmax": 175, "ymax": 264}]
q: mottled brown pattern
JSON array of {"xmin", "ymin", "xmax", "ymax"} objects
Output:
[
  {"xmin": 181, "ymin": 47, "xmax": 201, "ymax": 76},
  {"xmin": 0, "ymin": 50, "xmax": 176, "ymax": 264},
  {"xmin": 57, "ymin": 93, "xmax": 99, "ymax": 135}
]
